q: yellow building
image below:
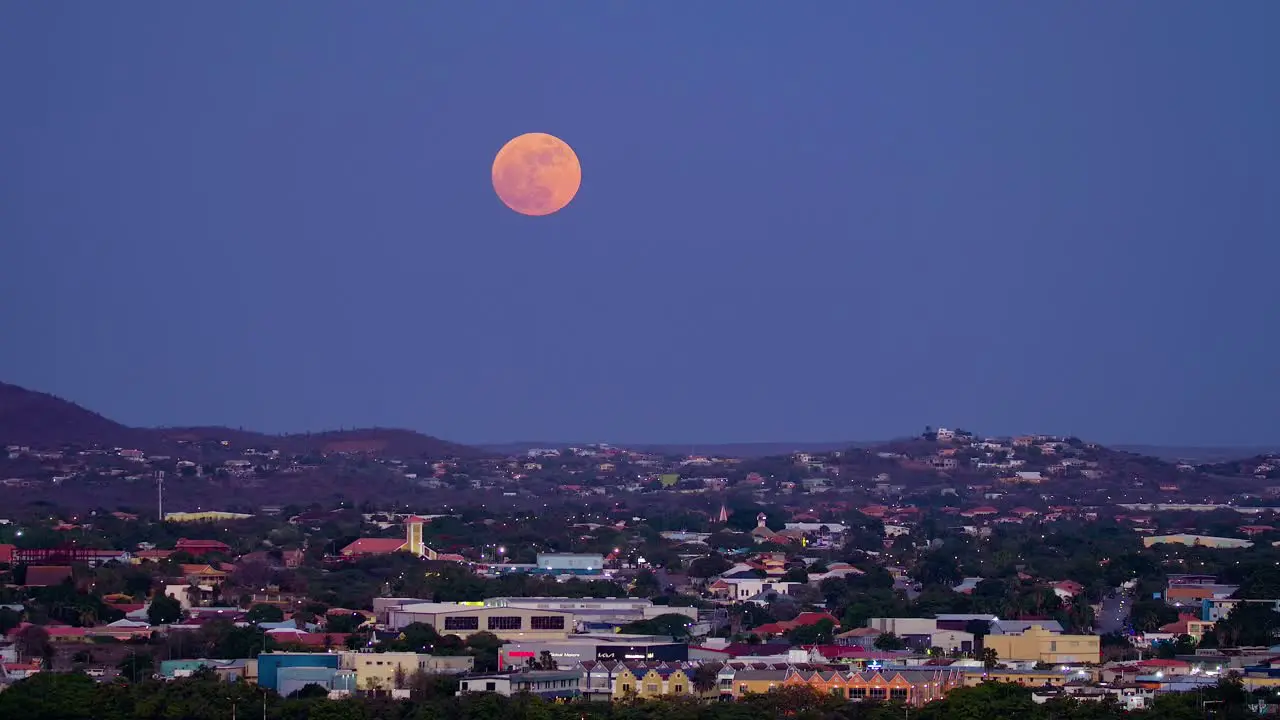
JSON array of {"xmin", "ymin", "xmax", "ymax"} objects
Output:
[
  {"xmin": 1185, "ymin": 619, "xmax": 1215, "ymax": 642},
  {"xmin": 613, "ymin": 665, "xmax": 640, "ymax": 696},
  {"xmin": 963, "ymin": 668, "xmax": 1078, "ymax": 687},
  {"xmin": 1142, "ymin": 534, "xmax": 1253, "ymax": 549},
  {"xmin": 340, "ymin": 651, "xmax": 473, "ymax": 691},
  {"xmin": 164, "ymin": 511, "xmax": 253, "ymax": 523},
  {"xmin": 404, "ymin": 516, "xmax": 427, "ymax": 556},
  {"xmin": 983, "ymin": 625, "xmax": 1100, "ymax": 664},
  {"xmin": 729, "ymin": 667, "xmax": 962, "ymax": 706},
  {"xmin": 634, "ymin": 667, "xmax": 692, "ymax": 697},
  {"xmin": 179, "ymin": 564, "xmax": 228, "ymax": 585}
]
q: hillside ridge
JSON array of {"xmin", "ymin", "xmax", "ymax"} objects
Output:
[{"xmin": 0, "ymin": 381, "xmax": 478, "ymax": 458}]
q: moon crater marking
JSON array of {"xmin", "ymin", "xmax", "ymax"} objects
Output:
[{"xmin": 491, "ymin": 132, "xmax": 581, "ymax": 216}]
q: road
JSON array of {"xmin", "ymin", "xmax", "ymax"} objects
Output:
[{"xmin": 1097, "ymin": 587, "xmax": 1131, "ymax": 635}]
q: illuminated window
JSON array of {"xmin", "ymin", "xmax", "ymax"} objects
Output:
[
  {"xmin": 444, "ymin": 616, "xmax": 479, "ymax": 631},
  {"xmin": 531, "ymin": 616, "xmax": 565, "ymax": 630},
  {"xmin": 488, "ymin": 616, "xmax": 523, "ymax": 630}
]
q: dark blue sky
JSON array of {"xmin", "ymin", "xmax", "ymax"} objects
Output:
[{"xmin": 2, "ymin": 3, "xmax": 1277, "ymax": 446}]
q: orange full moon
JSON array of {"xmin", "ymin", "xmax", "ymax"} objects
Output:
[{"xmin": 491, "ymin": 132, "xmax": 581, "ymax": 216}]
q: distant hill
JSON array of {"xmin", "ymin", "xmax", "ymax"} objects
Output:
[
  {"xmin": 481, "ymin": 440, "xmax": 888, "ymax": 458},
  {"xmin": 1112, "ymin": 444, "xmax": 1280, "ymax": 463},
  {"xmin": 485, "ymin": 439, "xmax": 1278, "ymax": 462},
  {"xmin": 0, "ymin": 381, "xmax": 479, "ymax": 458}
]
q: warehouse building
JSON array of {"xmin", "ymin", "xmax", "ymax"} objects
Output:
[
  {"xmin": 386, "ymin": 602, "xmax": 574, "ymax": 641},
  {"xmin": 483, "ymin": 596, "xmax": 696, "ymax": 626},
  {"xmin": 498, "ymin": 637, "xmax": 689, "ymax": 670}
]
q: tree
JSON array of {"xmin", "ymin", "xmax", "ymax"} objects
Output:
[
  {"xmin": 118, "ymin": 651, "xmax": 153, "ymax": 683},
  {"xmin": 0, "ymin": 607, "xmax": 21, "ymax": 635},
  {"xmin": 931, "ymin": 682, "xmax": 1038, "ymax": 720},
  {"xmin": 631, "ymin": 569, "xmax": 661, "ymax": 597},
  {"xmin": 982, "ymin": 647, "xmax": 999, "ymax": 669},
  {"xmin": 787, "ymin": 618, "xmax": 835, "ymax": 645},
  {"xmin": 1155, "ymin": 634, "xmax": 1197, "ymax": 659},
  {"xmin": 325, "ymin": 612, "xmax": 365, "ymax": 634},
  {"xmin": 246, "ymin": 603, "xmax": 284, "ymax": 624},
  {"xmin": 14, "ymin": 624, "xmax": 52, "ymax": 663},
  {"xmin": 1128, "ymin": 599, "xmax": 1179, "ymax": 633},
  {"xmin": 1212, "ymin": 602, "xmax": 1280, "ymax": 647},
  {"xmin": 147, "ymin": 593, "xmax": 183, "ymax": 626},
  {"xmin": 620, "ymin": 613, "xmax": 693, "ymax": 640},
  {"xmin": 525, "ymin": 650, "xmax": 557, "ymax": 670},
  {"xmin": 465, "ymin": 631, "xmax": 502, "ymax": 672},
  {"xmin": 691, "ymin": 664, "xmax": 718, "ymax": 695},
  {"xmin": 1233, "ymin": 567, "xmax": 1280, "ymax": 599},
  {"xmin": 0, "ymin": 672, "xmax": 99, "ymax": 719},
  {"xmin": 965, "ymin": 618, "xmax": 990, "ymax": 652},
  {"xmin": 386, "ymin": 622, "xmax": 441, "ymax": 652},
  {"xmin": 288, "ymin": 683, "xmax": 329, "ymax": 699},
  {"xmin": 873, "ymin": 632, "xmax": 904, "ymax": 651},
  {"xmin": 405, "ymin": 669, "xmax": 460, "ymax": 699},
  {"xmin": 687, "ymin": 555, "xmax": 732, "ymax": 579},
  {"xmin": 781, "ymin": 566, "xmax": 808, "ymax": 583}
]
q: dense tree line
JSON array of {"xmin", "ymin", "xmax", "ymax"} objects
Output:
[{"xmin": 0, "ymin": 674, "xmax": 1265, "ymax": 720}]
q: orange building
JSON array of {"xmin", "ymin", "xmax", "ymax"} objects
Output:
[{"xmin": 733, "ymin": 666, "xmax": 963, "ymax": 706}]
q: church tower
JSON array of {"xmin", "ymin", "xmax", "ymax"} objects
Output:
[{"xmin": 404, "ymin": 515, "xmax": 436, "ymax": 560}]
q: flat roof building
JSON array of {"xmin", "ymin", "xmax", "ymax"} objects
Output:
[
  {"xmin": 498, "ymin": 638, "xmax": 688, "ymax": 670},
  {"xmin": 387, "ymin": 603, "xmax": 573, "ymax": 642}
]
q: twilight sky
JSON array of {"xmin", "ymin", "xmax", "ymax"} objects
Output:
[{"xmin": 2, "ymin": 3, "xmax": 1277, "ymax": 446}]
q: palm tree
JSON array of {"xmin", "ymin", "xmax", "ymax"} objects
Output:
[{"xmin": 691, "ymin": 664, "xmax": 718, "ymax": 696}]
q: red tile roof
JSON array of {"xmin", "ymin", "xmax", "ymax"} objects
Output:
[
  {"xmin": 340, "ymin": 538, "xmax": 406, "ymax": 556},
  {"xmin": 750, "ymin": 612, "xmax": 840, "ymax": 636},
  {"xmin": 174, "ymin": 538, "xmax": 232, "ymax": 554},
  {"xmin": 135, "ymin": 549, "xmax": 175, "ymax": 561},
  {"xmin": 265, "ymin": 630, "xmax": 352, "ymax": 647},
  {"xmin": 24, "ymin": 566, "xmax": 72, "ymax": 587},
  {"xmin": 1137, "ymin": 659, "xmax": 1190, "ymax": 668}
]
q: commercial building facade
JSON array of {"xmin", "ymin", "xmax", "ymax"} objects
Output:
[
  {"xmin": 983, "ymin": 625, "xmax": 1100, "ymax": 664},
  {"xmin": 341, "ymin": 651, "xmax": 474, "ymax": 690},
  {"xmin": 731, "ymin": 667, "xmax": 964, "ymax": 705},
  {"xmin": 257, "ymin": 652, "xmax": 341, "ymax": 692},
  {"xmin": 499, "ymin": 639, "xmax": 688, "ymax": 670},
  {"xmin": 483, "ymin": 596, "xmax": 694, "ymax": 626},
  {"xmin": 458, "ymin": 670, "xmax": 583, "ymax": 699},
  {"xmin": 386, "ymin": 603, "xmax": 573, "ymax": 642},
  {"xmin": 536, "ymin": 553, "xmax": 605, "ymax": 574}
]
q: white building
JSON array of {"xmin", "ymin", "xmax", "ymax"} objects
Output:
[
  {"xmin": 536, "ymin": 553, "xmax": 605, "ymax": 572},
  {"xmin": 483, "ymin": 597, "xmax": 695, "ymax": 625},
  {"xmin": 865, "ymin": 618, "xmax": 938, "ymax": 637}
]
